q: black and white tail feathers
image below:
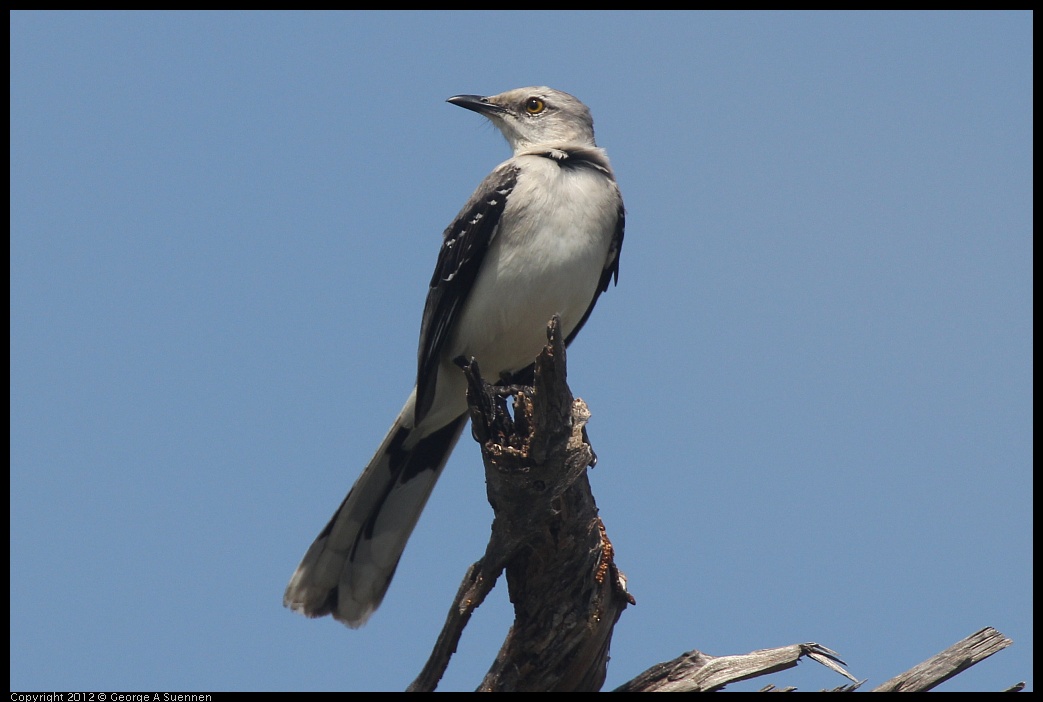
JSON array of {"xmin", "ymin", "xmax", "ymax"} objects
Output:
[{"xmin": 284, "ymin": 391, "xmax": 466, "ymax": 627}]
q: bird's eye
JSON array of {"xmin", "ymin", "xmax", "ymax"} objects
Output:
[{"xmin": 525, "ymin": 97, "xmax": 546, "ymax": 114}]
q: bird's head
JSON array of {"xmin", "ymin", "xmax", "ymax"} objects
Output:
[{"xmin": 447, "ymin": 87, "xmax": 597, "ymax": 153}]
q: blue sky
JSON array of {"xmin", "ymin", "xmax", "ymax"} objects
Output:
[{"xmin": 10, "ymin": 11, "xmax": 1032, "ymax": 692}]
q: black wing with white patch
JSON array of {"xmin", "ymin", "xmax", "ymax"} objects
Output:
[{"xmin": 414, "ymin": 164, "xmax": 520, "ymax": 424}]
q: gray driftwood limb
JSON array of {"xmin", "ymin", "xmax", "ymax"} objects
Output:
[
  {"xmin": 614, "ymin": 643, "xmax": 860, "ymax": 692},
  {"xmin": 613, "ymin": 626, "xmax": 1020, "ymax": 692},
  {"xmin": 871, "ymin": 626, "xmax": 1017, "ymax": 692},
  {"xmin": 409, "ymin": 316, "xmax": 633, "ymax": 692}
]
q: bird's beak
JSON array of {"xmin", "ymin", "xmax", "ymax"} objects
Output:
[{"xmin": 447, "ymin": 94, "xmax": 506, "ymax": 116}]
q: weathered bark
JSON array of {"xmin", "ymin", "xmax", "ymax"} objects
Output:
[
  {"xmin": 612, "ymin": 627, "xmax": 1019, "ymax": 692},
  {"xmin": 614, "ymin": 642, "xmax": 857, "ymax": 692},
  {"xmin": 870, "ymin": 626, "xmax": 1016, "ymax": 692},
  {"xmin": 409, "ymin": 316, "xmax": 632, "ymax": 692}
]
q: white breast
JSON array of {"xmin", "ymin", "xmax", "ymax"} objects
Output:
[{"xmin": 446, "ymin": 154, "xmax": 619, "ymax": 376}]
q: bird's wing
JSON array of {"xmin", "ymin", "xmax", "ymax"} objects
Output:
[{"xmin": 415, "ymin": 163, "xmax": 520, "ymax": 423}]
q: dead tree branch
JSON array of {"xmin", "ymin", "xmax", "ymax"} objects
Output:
[
  {"xmin": 612, "ymin": 627, "xmax": 1019, "ymax": 692},
  {"xmin": 871, "ymin": 626, "xmax": 1015, "ymax": 692},
  {"xmin": 404, "ymin": 320, "xmax": 1023, "ymax": 692},
  {"xmin": 614, "ymin": 643, "xmax": 859, "ymax": 692},
  {"xmin": 409, "ymin": 316, "xmax": 633, "ymax": 692}
]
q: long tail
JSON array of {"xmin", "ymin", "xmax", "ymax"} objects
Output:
[{"xmin": 284, "ymin": 390, "xmax": 467, "ymax": 627}]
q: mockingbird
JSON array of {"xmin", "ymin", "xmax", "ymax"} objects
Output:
[{"xmin": 284, "ymin": 86, "xmax": 625, "ymax": 627}]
